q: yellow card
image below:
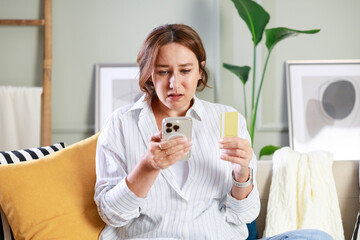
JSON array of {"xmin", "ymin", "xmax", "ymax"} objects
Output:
[{"xmin": 220, "ymin": 112, "xmax": 238, "ymax": 137}]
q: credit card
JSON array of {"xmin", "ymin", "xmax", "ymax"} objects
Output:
[{"xmin": 220, "ymin": 112, "xmax": 238, "ymax": 137}]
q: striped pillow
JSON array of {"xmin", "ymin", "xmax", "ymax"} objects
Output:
[{"xmin": 0, "ymin": 143, "xmax": 65, "ymax": 240}]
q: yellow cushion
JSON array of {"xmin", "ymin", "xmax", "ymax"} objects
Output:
[{"xmin": 0, "ymin": 133, "xmax": 105, "ymax": 240}]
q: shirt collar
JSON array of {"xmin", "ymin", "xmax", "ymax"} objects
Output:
[
  {"xmin": 186, "ymin": 95, "xmax": 204, "ymax": 121},
  {"xmin": 127, "ymin": 94, "xmax": 204, "ymax": 121},
  {"xmin": 127, "ymin": 94, "xmax": 146, "ymax": 111}
]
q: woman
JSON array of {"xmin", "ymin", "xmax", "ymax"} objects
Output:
[{"xmin": 94, "ymin": 24, "xmax": 332, "ymax": 240}]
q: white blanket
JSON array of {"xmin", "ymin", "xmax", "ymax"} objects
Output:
[
  {"xmin": 0, "ymin": 86, "xmax": 42, "ymax": 151},
  {"xmin": 263, "ymin": 147, "xmax": 344, "ymax": 240}
]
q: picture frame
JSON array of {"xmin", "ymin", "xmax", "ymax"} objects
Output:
[
  {"xmin": 95, "ymin": 63, "xmax": 142, "ymax": 132},
  {"xmin": 286, "ymin": 60, "xmax": 360, "ymax": 160}
]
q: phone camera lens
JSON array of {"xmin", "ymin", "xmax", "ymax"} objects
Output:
[
  {"xmin": 173, "ymin": 125, "xmax": 179, "ymax": 131},
  {"xmin": 166, "ymin": 128, "xmax": 172, "ymax": 133},
  {"xmin": 166, "ymin": 123, "xmax": 172, "ymax": 127}
]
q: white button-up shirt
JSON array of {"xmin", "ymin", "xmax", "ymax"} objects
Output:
[{"xmin": 94, "ymin": 95, "xmax": 260, "ymax": 239}]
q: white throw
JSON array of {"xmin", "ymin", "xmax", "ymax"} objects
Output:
[
  {"xmin": 263, "ymin": 147, "xmax": 344, "ymax": 240},
  {"xmin": 0, "ymin": 86, "xmax": 42, "ymax": 151}
]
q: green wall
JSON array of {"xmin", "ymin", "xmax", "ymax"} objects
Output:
[
  {"xmin": 1, "ymin": 0, "xmax": 218, "ymax": 145},
  {"xmin": 219, "ymin": 0, "xmax": 360, "ymax": 157},
  {"xmin": 1, "ymin": 0, "xmax": 359, "ymax": 157}
]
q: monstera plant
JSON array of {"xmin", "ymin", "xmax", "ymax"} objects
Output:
[{"xmin": 223, "ymin": 0, "xmax": 320, "ymax": 158}]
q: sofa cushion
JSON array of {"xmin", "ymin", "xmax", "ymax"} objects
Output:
[
  {"xmin": 0, "ymin": 133, "xmax": 105, "ymax": 240},
  {"xmin": 0, "ymin": 142, "xmax": 66, "ymax": 240}
]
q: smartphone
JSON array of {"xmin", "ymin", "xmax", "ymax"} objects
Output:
[{"xmin": 162, "ymin": 117, "xmax": 192, "ymax": 161}]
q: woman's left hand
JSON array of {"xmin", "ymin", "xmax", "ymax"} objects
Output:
[{"xmin": 219, "ymin": 137, "xmax": 253, "ymax": 181}]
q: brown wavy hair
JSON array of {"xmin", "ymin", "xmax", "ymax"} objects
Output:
[{"xmin": 137, "ymin": 24, "xmax": 210, "ymax": 101}]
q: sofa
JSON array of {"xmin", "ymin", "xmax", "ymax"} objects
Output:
[
  {"xmin": 0, "ymin": 134, "xmax": 358, "ymax": 239},
  {"xmin": 256, "ymin": 160, "xmax": 359, "ymax": 240}
]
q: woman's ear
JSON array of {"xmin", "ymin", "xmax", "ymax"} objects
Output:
[{"xmin": 199, "ymin": 61, "xmax": 205, "ymax": 75}]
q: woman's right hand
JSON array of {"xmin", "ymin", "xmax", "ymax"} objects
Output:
[
  {"xmin": 144, "ymin": 131, "xmax": 192, "ymax": 170},
  {"xmin": 126, "ymin": 131, "xmax": 192, "ymax": 198}
]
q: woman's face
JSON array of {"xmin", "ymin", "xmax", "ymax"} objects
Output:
[{"xmin": 151, "ymin": 42, "xmax": 203, "ymax": 116}]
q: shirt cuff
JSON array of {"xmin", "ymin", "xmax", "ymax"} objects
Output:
[
  {"xmin": 225, "ymin": 186, "xmax": 260, "ymax": 224},
  {"xmin": 107, "ymin": 178, "xmax": 146, "ymax": 218}
]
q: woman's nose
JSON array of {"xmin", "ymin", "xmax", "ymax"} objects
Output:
[{"xmin": 169, "ymin": 74, "xmax": 180, "ymax": 89}]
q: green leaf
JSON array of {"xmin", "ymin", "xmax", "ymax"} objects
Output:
[
  {"xmin": 231, "ymin": 0, "xmax": 270, "ymax": 46},
  {"xmin": 223, "ymin": 63, "xmax": 251, "ymax": 85},
  {"xmin": 259, "ymin": 145, "xmax": 281, "ymax": 159},
  {"xmin": 265, "ymin": 27, "xmax": 320, "ymax": 52}
]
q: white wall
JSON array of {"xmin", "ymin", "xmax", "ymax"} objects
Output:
[{"xmin": 1, "ymin": 0, "xmax": 360, "ymax": 157}]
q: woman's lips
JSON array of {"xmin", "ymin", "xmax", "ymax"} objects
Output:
[{"xmin": 168, "ymin": 93, "xmax": 184, "ymax": 100}]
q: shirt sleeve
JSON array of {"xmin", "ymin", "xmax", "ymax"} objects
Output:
[
  {"xmin": 94, "ymin": 114, "xmax": 146, "ymax": 227},
  {"xmin": 225, "ymin": 112, "xmax": 261, "ymax": 225},
  {"xmin": 225, "ymin": 152, "xmax": 260, "ymax": 225}
]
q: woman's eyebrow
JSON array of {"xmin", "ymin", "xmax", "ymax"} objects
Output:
[
  {"xmin": 155, "ymin": 64, "xmax": 169, "ymax": 68},
  {"xmin": 179, "ymin": 63, "xmax": 193, "ymax": 67},
  {"xmin": 155, "ymin": 63, "xmax": 193, "ymax": 68}
]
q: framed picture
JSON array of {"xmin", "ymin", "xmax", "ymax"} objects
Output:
[
  {"xmin": 286, "ymin": 60, "xmax": 360, "ymax": 160},
  {"xmin": 95, "ymin": 64, "xmax": 142, "ymax": 132}
]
